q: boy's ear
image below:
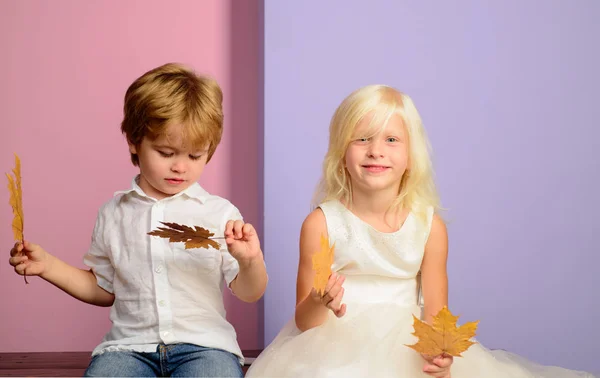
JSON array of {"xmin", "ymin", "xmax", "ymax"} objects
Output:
[{"xmin": 128, "ymin": 142, "xmax": 137, "ymax": 155}]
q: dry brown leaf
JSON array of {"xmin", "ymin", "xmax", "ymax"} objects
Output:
[
  {"xmin": 6, "ymin": 153, "xmax": 24, "ymax": 243},
  {"xmin": 312, "ymin": 233, "xmax": 335, "ymax": 295},
  {"xmin": 6, "ymin": 153, "xmax": 27, "ymax": 284},
  {"xmin": 406, "ymin": 306, "xmax": 479, "ymax": 357},
  {"xmin": 148, "ymin": 222, "xmax": 221, "ymax": 250}
]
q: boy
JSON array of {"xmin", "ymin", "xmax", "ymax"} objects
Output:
[{"xmin": 9, "ymin": 63, "xmax": 267, "ymax": 377}]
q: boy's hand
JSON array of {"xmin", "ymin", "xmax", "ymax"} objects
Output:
[
  {"xmin": 310, "ymin": 272, "xmax": 346, "ymax": 318},
  {"xmin": 422, "ymin": 353, "xmax": 453, "ymax": 378},
  {"xmin": 9, "ymin": 241, "xmax": 53, "ymax": 278},
  {"xmin": 224, "ymin": 220, "xmax": 262, "ymax": 264}
]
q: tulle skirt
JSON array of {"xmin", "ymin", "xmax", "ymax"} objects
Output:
[{"xmin": 246, "ymin": 302, "xmax": 596, "ymax": 377}]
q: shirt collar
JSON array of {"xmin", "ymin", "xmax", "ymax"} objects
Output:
[{"xmin": 114, "ymin": 175, "xmax": 208, "ymax": 203}]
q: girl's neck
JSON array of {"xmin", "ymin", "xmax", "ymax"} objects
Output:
[
  {"xmin": 346, "ymin": 188, "xmax": 407, "ymax": 233},
  {"xmin": 348, "ymin": 186, "xmax": 398, "ymax": 217}
]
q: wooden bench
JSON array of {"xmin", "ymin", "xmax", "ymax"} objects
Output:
[{"xmin": 0, "ymin": 350, "xmax": 260, "ymax": 377}]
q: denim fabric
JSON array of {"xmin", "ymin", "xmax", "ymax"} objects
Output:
[{"xmin": 84, "ymin": 343, "xmax": 243, "ymax": 377}]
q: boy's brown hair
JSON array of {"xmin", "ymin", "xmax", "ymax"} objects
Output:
[{"xmin": 121, "ymin": 63, "xmax": 224, "ymax": 165}]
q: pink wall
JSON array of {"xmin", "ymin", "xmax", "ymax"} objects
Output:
[{"xmin": 0, "ymin": 0, "xmax": 262, "ymax": 352}]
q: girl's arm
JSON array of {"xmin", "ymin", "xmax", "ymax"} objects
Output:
[
  {"xmin": 420, "ymin": 214, "xmax": 449, "ymax": 324},
  {"xmin": 294, "ymin": 209, "xmax": 345, "ymax": 331},
  {"xmin": 420, "ymin": 214, "xmax": 453, "ymax": 377}
]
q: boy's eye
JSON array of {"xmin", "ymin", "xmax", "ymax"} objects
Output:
[
  {"xmin": 158, "ymin": 151, "xmax": 173, "ymax": 157},
  {"xmin": 189, "ymin": 154, "xmax": 203, "ymax": 161}
]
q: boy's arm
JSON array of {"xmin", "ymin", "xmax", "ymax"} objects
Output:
[
  {"xmin": 420, "ymin": 213, "xmax": 449, "ymax": 324},
  {"xmin": 225, "ymin": 217, "xmax": 268, "ymax": 303},
  {"xmin": 42, "ymin": 253, "xmax": 115, "ymax": 306},
  {"xmin": 11, "ymin": 241, "xmax": 114, "ymax": 307},
  {"xmin": 229, "ymin": 253, "xmax": 268, "ymax": 303}
]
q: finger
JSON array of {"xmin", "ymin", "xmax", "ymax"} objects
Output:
[
  {"xmin": 241, "ymin": 223, "xmax": 256, "ymax": 239},
  {"xmin": 14, "ymin": 260, "xmax": 29, "ymax": 275},
  {"xmin": 434, "ymin": 356, "xmax": 453, "ymax": 368},
  {"xmin": 322, "ymin": 272, "xmax": 337, "ymax": 297},
  {"xmin": 327, "ymin": 287, "xmax": 344, "ymax": 311},
  {"xmin": 328, "ymin": 287, "xmax": 345, "ymax": 313},
  {"xmin": 324, "ymin": 272, "xmax": 343, "ymax": 294},
  {"xmin": 9, "ymin": 255, "xmax": 27, "ymax": 267},
  {"xmin": 423, "ymin": 363, "xmax": 444, "ymax": 374},
  {"xmin": 323, "ymin": 274, "xmax": 345, "ymax": 304},
  {"xmin": 233, "ymin": 220, "xmax": 244, "ymax": 238},
  {"xmin": 326, "ymin": 275, "xmax": 345, "ymax": 298},
  {"xmin": 334, "ymin": 303, "xmax": 346, "ymax": 318},
  {"xmin": 325, "ymin": 275, "xmax": 346, "ymax": 302},
  {"xmin": 225, "ymin": 237, "xmax": 235, "ymax": 247},
  {"xmin": 23, "ymin": 240, "xmax": 40, "ymax": 252},
  {"xmin": 10, "ymin": 242, "xmax": 23, "ymax": 257},
  {"xmin": 224, "ymin": 220, "xmax": 235, "ymax": 237}
]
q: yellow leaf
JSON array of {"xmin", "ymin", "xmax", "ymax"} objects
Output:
[
  {"xmin": 6, "ymin": 153, "xmax": 24, "ymax": 242},
  {"xmin": 148, "ymin": 222, "xmax": 221, "ymax": 250},
  {"xmin": 406, "ymin": 306, "xmax": 479, "ymax": 357},
  {"xmin": 312, "ymin": 233, "xmax": 335, "ymax": 295}
]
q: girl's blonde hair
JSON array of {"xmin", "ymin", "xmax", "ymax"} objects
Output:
[{"xmin": 313, "ymin": 85, "xmax": 441, "ymax": 222}]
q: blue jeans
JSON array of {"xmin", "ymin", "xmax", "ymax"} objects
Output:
[{"xmin": 83, "ymin": 343, "xmax": 243, "ymax": 377}]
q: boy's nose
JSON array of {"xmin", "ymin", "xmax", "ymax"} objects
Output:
[{"xmin": 170, "ymin": 161, "xmax": 186, "ymax": 173}]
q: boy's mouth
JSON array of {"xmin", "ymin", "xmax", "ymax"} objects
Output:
[{"xmin": 165, "ymin": 178, "xmax": 185, "ymax": 185}]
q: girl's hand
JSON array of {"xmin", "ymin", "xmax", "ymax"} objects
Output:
[
  {"xmin": 9, "ymin": 241, "xmax": 53, "ymax": 277},
  {"xmin": 422, "ymin": 353, "xmax": 453, "ymax": 378},
  {"xmin": 310, "ymin": 272, "xmax": 346, "ymax": 317}
]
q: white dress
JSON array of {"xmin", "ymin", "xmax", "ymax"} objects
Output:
[{"xmin": 246, "ymin": 200, "xmax": 596, "ymax": 377}]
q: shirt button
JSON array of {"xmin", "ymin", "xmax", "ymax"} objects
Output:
[
  {"xmin": 163, "ymin": 331, "xmax": 170, "ymax": 338},
  {"xmin": 159, "ymin": 300, "xmax": 166, "ymax": 307},
  {"xmin": 155, "ymin": 265, "xmax": 163, "ymax": 273}
]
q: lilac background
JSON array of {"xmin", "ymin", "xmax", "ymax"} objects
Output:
[{"xmin": 263, "ymin": 0, "xmax": 599, "ymax": 372}]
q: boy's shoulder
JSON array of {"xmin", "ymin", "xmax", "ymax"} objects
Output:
[
  {"xmin": 197, "ymin": 190, "xmax": 242, "ymax": 218},
  {"xmin": 184, "ymin": 183, "xmax": 239, "ymax": 212},
  {"xmin": 95, "ymin": 194, "xmax": 122, "ymax": 217}
]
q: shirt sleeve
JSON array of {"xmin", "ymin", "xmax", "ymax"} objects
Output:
[
  {"xmin": 221, "ymin": 205, "xmax": 242, "ymax": 287},
  {"xmin": 83, "ymin": 204, "xmax": 114, "ymax": 294}
]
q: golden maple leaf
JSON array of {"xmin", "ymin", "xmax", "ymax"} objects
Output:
[
  {"xmin": 312, "ymin": 233, "xmax": 335, "ymax": 295},
  {"xmin": 6, "ymin": 153, "xmax": 24, "ymax": 243},
  {"xmin": 148, "ymin": 222, "xmax": 221, "ymax": 250},
  {"xmin": 406, "ymin": 306, "xmax": 479, "ymax": 357}
]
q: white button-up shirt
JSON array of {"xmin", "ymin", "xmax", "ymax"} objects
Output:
[{"xmin": 83, "ymin": 177, "xmax": 244, "ymax": 363}]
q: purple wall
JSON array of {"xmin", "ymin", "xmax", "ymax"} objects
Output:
[{"xmin": 263, "ymin": 0, "xmax": 599, "ymax": 372}]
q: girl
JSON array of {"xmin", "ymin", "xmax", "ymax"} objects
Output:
[{"xmin": 246, "ymin": 85, "xmax": 594, "ymax": 377}]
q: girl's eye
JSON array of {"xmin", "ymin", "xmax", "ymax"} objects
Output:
[
  {"xmin": 158, "ymin": 151, "xmax": 173, "ymax": 157},
  {"xmin": 357, "ymin": 137, "xmax": 369, "ymax": 142},
  {"xmin": 189, "ymin": 154, "xmax": 203, "ymax": 161},
  {"xmin": 387, "ymin": 137, "xmax": 397, "ymax": 142}
]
